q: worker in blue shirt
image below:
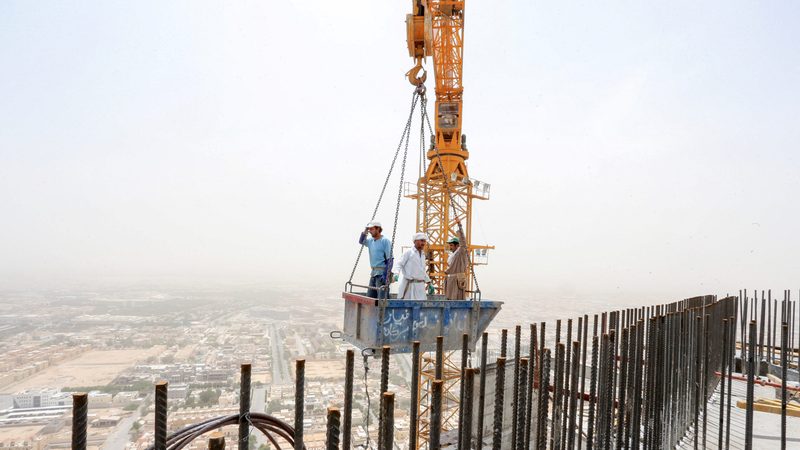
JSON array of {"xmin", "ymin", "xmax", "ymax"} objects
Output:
[{"xmin": 359, "ymin": 221, "xmax": 392, "ymax": 298}]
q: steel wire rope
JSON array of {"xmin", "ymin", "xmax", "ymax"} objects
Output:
[
  {"xmin": 346, "ymin": 91, "xmax": 421, "ymax": 286},
  {"xmin": 418, "ymin": 91, "xmax": 483, "ymax": 296}
]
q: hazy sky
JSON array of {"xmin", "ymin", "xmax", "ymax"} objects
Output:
[{"xmin": 1, "ymin": 1, "xmax": 798, "ymax": 301}]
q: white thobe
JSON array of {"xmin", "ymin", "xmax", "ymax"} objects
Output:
[{"xmin": 394, "ymin": 248, "xmax": 429, "ymax": 300}]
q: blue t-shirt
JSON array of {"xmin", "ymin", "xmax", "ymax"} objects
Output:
[{"xmin": 361, "ymin": 235, "xmax": 392, "ymax": 276}]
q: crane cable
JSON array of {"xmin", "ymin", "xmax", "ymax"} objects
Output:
[{"xmin": 346, "ymin": 90, "xmax": 420, "ymax": 289}]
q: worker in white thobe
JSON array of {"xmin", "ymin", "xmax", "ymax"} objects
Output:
[{"xmin": 393, "ymin": 233, "xmax": 430, "ymax": 300}]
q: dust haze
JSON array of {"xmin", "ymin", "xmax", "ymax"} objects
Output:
[{"xmin": 1, "ymin": 1, "xmax": 798, "ymax": 304}]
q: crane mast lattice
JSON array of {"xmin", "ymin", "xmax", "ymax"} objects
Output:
[{"xmin": 406, "ymin": 1, "xmax": 491, "ymax": 446}]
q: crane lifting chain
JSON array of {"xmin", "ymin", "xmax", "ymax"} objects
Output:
[
  {"xmin": 346, "ymin": 82, "xmax": 482, "ymax": 299},
  {"xmin": 346, "ymin": 90, "xmax": 420, "ymax": 294}
]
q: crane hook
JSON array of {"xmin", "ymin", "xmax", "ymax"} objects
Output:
[{"xmin": 406, "ymin": 63, "xmax": 427, "ymax": 87}]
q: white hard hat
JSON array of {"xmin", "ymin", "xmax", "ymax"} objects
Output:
[
  {"xmin": 413, "ymin": 232, "xmax": 428, "ymax": 241},
  {"xmin": 366, "ymin": 221, "xmax": 382, "ymax": 228}
]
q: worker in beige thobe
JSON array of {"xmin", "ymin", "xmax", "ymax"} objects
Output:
[{"xmin": 444, "ymin": 226, "xmax": 468, "ymax": 300}]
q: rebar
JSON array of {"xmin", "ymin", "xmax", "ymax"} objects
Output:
[
  {"xmin": 72, "ymin": 392, "xmax": 88, "ymax": 450},
  {"xmin": 561, "ymin": 319, "xmax": 573, "ymax": 446},
  {"xmin": 745, "ymin": 320, "xmax": 756, "ymax": 450},
  {"xmin": 477, "ymin": 332, "xmax": 488, "ymax": 448},
  {"xmin": 525, "ymin": 324, "xmax": 537, "ymax": 450},
  {"xmin": 155, "ymin": 381, "xmax": 168, "ymax": 450},
  {"xmin": 239, "ymin": 363, "xmax": 252, "ymax": 450},
  {"xmin": 536, "ymin": 349, "xmax": 552, "ymax": 450},
  {"xmin": 295, "ymin": 359, "xmax": 305, "ymax": 450},
  {"xmin": 587, "ymin": 335, "xmax": 598, "ymax": 450},
  {"xmin": 378, "ymin": 346, "xmax": 390, "ymax": 447},
  {"xmin": 459, "ymin": 333, "xmax": 469, "ymax": 450},
  {"xmin": 207, "ymin": 432, "xmax": 225, "ymax": 450},
  {"xmin": 615, "ymin": 328, "xmax": 628, "ymax": 450},
  {"xmin": 326, "ymin": 407, "xmax": 341, "ymax": 450},
  {"xmin": 410, "ymin": 342, "xmax": 420, "ymax": 450},
  {"xmin": 578, "ymin": 315, "xmax": 589, "ymax": 450},
  {"xmin": 380, "ymin": 392, "xmax": 395, "ymax": 450},
  {"xmin": 515, "ymin": 358, "xmax": 528, "ymax": 450},
  {"xmin": 511, "ymin": 325, "xmax": 521, "ymax": 450},
  {"xmin": 430, "ymin": 380, "xmax": 443, "ymax": 450},
  {"xmin": 436, "ymin": 336, "xmax": 444, "ymax": 380},
  {"xmin": 492, "ymin": 357, "xmax": 506, "ymax": 450},
  {"xmin": 568, "ymin": 341, "xmax": 580, "ymax": 450},
  {"xmin": 717, "ymin": 319, "xmax": 728, "ymax": 450},
  {"xmin": 781, "ymin": 322, "xmax": 788, "ymax": 450},
  {"xmin": 552, "ymin": 342, "xmax": 565, "ymax": 450},
  {"xmin": 463, "ymin": 368, "xmax": 476, "ymax": 450},
  {"xmin": 344, "ymin": 349, "xmax": 354, "ymax": 450}
]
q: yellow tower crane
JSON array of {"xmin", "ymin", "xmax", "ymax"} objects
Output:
[{"xmin": 405, "ymin": 1, "xmax": 492, "ymax": 446}]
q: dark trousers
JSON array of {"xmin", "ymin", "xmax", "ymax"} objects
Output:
[{"xmin": 367, "ymin": 274, "xmax": 386, "ymax": 299}]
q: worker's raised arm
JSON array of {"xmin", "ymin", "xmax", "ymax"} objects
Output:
[
  {"xmin": 456, "ymin": 219, "xmax": 466, "ymax": 244},
  {"xmin": 358, "ymin": 228, "xmax": 369, "ymax": 245}
]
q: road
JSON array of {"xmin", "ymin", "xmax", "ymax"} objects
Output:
[
  {"xmin": 101, "ymin": 405, "xmax": 143, "ymax": 450},
  {"xmin": 268, "ymin": 323, "xmax": 291, "ymax": 385}
]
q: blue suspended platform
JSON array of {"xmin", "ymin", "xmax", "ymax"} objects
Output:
[{"xmin": 341, "ymin": 290, "xmax": 503, "ymax": 354}]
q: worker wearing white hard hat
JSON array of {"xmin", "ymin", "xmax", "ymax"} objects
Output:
[
  {"xmin": 359, "ymin": 220, "xmax": 392, "ymax": 298},
  {"xmin": 393, "ymin": 232, "xmax": 430, "ymax": 300}
]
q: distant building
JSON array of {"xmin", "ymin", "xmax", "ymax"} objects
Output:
[
  {"xmin": 88, "ymin": 391, "xmax": 112, "ymax": 409},
  {"xmin": 12, "ymin": 389, "xmax": 71, "ymax": 409},
  {"xmin": 112, "ymin": 391, "xmax": 140, "ymax": 407},
  {"xmin": 168, "ymin": 384, "xmax": 189, "ymax": 400}
]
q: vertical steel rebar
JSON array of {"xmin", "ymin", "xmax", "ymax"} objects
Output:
[
  {"xmin": 431, "ymin": 380, "xmax": 443, "ymax": 450},
  {"xmin": 381, "ymin": 392, "xmax": 395, "ymax": 450},
  {"xmin": 702, "ymin": 314, "xmax": 710, "ymax": 448},
  {"xmin": 154, "ymin": 381, "xmax": 168, "ymax": 450},
  {"xmin": 745, "ymin": 321, "xmax": 756, "ymax": 450},
  {"xmin": 492, "ymin": 357, "xmax": 507, "ymax": 450},
  {"xmin": 568, "ymin": 341, "xmax": 580, "ymax": 450},
  {"xmin": 692, "ymin": 315, "xmax": 701, "ymax": 450},
  {"xmin": 501, "ymin": 329, "xmax": 508, "ymax": 358},
  {"xmin": 477, "ymin": 332, "xmax": 489, "ymax": 448},
  {"xmin": 578, "ymin": 314, "xmax": 589, "ymax": 450},
  {"xmin": 511, "ymin": 325, "xmax": 521, "ymax": 450},
  {"xmin": 463, "ymin": 368, "xmax": 476, "ymax": 450},
  {"xmin": 72, "ymin": 392, "xmax": 88, "ymax": 450},
  {"xmin": 327, "ymin": 407, "xmax": 341, "ymax": 450},
  {"xmin": 781, "ymin": 322, "xmax": 788, "ymax": 450},
  {"xmin": 459, "ymin": 333, "xmax": 469, "ymax": 450},
  {"xmin": 615, "ymin": 328, "xmax": 628, "ymax": 450},
  {"xmin": 295, "ymin": 359, "xmax": 305, "ymax": 450},
  {"xmin": 208, "ymin": 432, "xmax": 225, "ymax": 450},
  {"xmin": 239, "ymin": 363, "xmax": 252, "ymax": 450},
  {"xmin": 436, "ymin": 336, "xmax": 444, "ymax": 380},
  {"xmin": 515, "ymin": 358, "xmax": 528, "ymax": 450},
  {"xmin": 525, "ymin": 324, "xmax": 537, "ymax": 450},
  {"xmin": 552, "ymin": 343, "xmax": 565, "ymax": 450},
  {"xmin": 587, "ymin": 335, "xmax": 599, "ymax": 450},
  {"xmin": 378, "ymin": 346, "xmax": 390, "ymax": 447},
  {"xmin": 537, "ymin": 349, "xmax": 552, "ymax": 450},
  {"xmin": 344, "ymin": 349, "xmax": 354, "ymax": 450},
  {"xmin": 718, "ymin": 319, "xmax": 728, "ymax": 450},
  {"xmin": 725, "ymin": 316, "xmax": 734, "ymax": 450},
  {"xmin": 561, "ymin": 319, "xmax": 573, "ymax": 446},
  {"xmin": 409, "ymin": 342, "xmax": 420, "ymax": 450}
]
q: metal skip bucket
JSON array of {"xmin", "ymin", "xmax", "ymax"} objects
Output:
[{"xmin": 341, "ymin": 291, "xmax": 503, "ymax": 353}]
